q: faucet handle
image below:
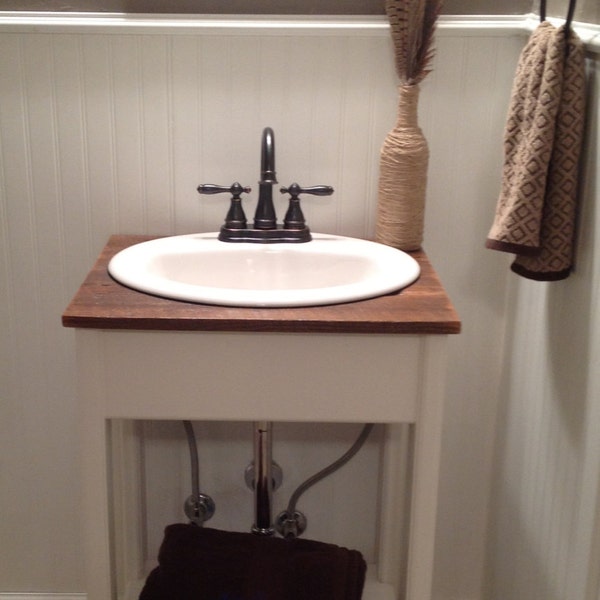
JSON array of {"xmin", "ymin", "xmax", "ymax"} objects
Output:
[
  {"xmin": 197, "ymin": 182, "xmax": 251, "ymax": 230},
  {"xmin": 280, "ymin": 183, "xmax": 334, "ymax": 198},
  {"xmin": 197, "ymin": 182, "xmax": 251, "ymax": 197},
  {"xmin": 280, "ymin": 183, "xmax": 334, "ymax": 230}
]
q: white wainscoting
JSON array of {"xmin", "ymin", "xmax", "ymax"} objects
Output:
[
  {"xmin": 0, "ymin": 13, "xmax": 521, "ymax": 598},
  {"xmin": 2, "ymin": 11, "xmax": 597, "ymax": 600}
]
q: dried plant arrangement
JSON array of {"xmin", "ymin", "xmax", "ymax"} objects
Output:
[
  {"xmin": 376, "ymin": 0, "xmax": 443, "ymax": 251},
  {"xmin": 387, "ymin": 0, "xmax": 442, "ymax": 85}
]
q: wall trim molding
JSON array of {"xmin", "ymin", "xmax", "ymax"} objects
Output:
[
  {"xmin": 0, "ymin": 12, "xmax": 597, "ymax": 50},
  {"xmin": 0, "ymin": 12, "xmax": 524, "ymax": 36},
  {"xmin": 0, "ymin": 595, "xmax": 86, "ymax": 600},
  {"xmin": 0, "ymin": 12, "xmax": 394, "ymax": 35}
]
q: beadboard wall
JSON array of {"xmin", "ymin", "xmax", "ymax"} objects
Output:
[
  {"xmin": 485, "ymin": 52, "xmax": 600, "ymax": 600},
  {"xmin": 0, "ymin": 12, "xmax": 597, "ymax": 600}
]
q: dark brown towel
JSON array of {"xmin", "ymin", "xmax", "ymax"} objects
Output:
[
  {"xmin": 486, "ymin": 22, "xmax": 586, "ymax": 280},
  {"xmin": 139, "ymin": 524, "xmax": 367, "ymax": 600}
]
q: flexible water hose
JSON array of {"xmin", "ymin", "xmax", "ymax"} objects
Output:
[
  {"xmin": 278, "ymin": 423, "xmax": 375, "ymax": 537},
  {"xmin": 183, "ymin": 420, "xmax": 200, "ymax": 501},
  {"xmin": 286, "ymin": 423, "xmax": 374, "ymax": 514},
  {"xmin": 182, "ymin": 420, "xmax": 215, "ymax": 525}
]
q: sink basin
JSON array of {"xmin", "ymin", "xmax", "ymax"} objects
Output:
[{"xmin": 108, "ymin": 232, "xmax": 420, "ymax": 307}]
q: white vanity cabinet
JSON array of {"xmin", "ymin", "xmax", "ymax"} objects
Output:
[{"xmin": 63, "ymin": 235, "xmax": 460, "ymax": 600}]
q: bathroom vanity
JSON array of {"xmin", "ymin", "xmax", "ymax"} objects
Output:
[{"xmin": 63, "ymin": 234, "xmax": 460, "ymax": 600}]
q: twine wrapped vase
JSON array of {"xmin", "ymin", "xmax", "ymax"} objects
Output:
[{"xmin": 376, "ymin": 84, "xmax": 429, "ymax": 251}]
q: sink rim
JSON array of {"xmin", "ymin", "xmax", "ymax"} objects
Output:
[{"xmin": 107, "ymin": 232, "xmax": 420, "ymax": 308}]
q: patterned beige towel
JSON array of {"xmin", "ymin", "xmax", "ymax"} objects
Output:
[
  {"xmin": 511, "ymin": 28, "xmax": 586, "ymax": 280},
  {"xmin": 486, "ymin": 22, "xmax": 586, "ymax": 280}
]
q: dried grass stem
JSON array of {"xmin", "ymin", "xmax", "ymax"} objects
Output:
[{"xmin": 386, "ymin": 0, "xmax": 443, "ymax": 85}]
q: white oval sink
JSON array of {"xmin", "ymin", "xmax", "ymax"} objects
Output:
[{"xmin": 108, "ymin": 232, "xmax": 420, "ymax": 307}]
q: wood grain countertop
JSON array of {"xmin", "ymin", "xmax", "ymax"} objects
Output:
[{"xmin": 62, "ymin": 235, "xmax": 461, "ymax": 335}]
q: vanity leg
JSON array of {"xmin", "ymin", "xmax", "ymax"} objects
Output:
[
  {"xmin": 378, "ymin": 423, "xmax": 412, "ymax": 597},
  {"xmin": 377, "ymin": 336, "xmax": 448, "ymax": 600},
  {"xmin": 405, "ymin": 336, "xmax": 448, "ymax": 600},
  {"xmin": 77, "ymin": 331, "xmax": 114, "ymax": 599}
]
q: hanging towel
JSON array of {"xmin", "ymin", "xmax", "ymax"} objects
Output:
[
  {"xmin": 139, "ymin": 524, "xmax": 367, "ymax": 600},
  {"xmin": 511, "ymin": 28, "xmax": 586, "ymax": 279},
  {"xmin": 485, "ymin": 21, "xmax": 586, "ymax": 280}
]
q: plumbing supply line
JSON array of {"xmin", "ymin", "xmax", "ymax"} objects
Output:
[
  {"xmin": 286, "ymin": 423, "xmax": 375, "ymax": 518},
  {"xmin": 182, "ymin": 420, "xmax": 215, "ymax": 525},
  {"xmin": 252, "ymin": 420, "xmax": 275, "ymax": 535},
  {"xmin": 183, "ymin": 420, "xmax": 200, "ymax": 501}
]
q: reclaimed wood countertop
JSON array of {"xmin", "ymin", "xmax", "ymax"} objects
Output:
[{"xmin": 62, "ymin": 235, "xmax": 460, "ymax": 334}]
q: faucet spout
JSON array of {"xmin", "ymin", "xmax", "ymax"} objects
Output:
[
  {"xmin": 260, "ymin": 127, "xmax": 277, "ymax": 183},
  {"xmin": 254, "ymin": 127, "xmax": 277, "ymax": 230}
]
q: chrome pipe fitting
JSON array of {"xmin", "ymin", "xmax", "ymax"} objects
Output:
[
  {"xmin": 275, "ymin": 509, "xmax": 307, "ymax": 539},
  {"xmin": 252, "ymin": 421, "xmax": 275, "ymax": 535},
  {"xmin": 184, "ymin": 493, "xmax": 216, "ymax": 526}
]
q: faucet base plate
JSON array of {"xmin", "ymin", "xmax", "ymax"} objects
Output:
[{"xmin": 218, "ymin": 226, "xmax": 311, "ymax": 244}]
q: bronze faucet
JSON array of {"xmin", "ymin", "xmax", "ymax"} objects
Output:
[{"xmin": 198, "ymin": 127, "xmax": 333, "ymax": 243}]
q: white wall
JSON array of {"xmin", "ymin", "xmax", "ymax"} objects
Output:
[
  {"xmin": 0, "ymin": 12, "xmax": 597, "ymax": 600},
  {"xmin": 485, "ymin": 52, "xmax": 600, "ymax": 600}
]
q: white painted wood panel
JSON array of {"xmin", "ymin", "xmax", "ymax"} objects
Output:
[
  {"xmin": 100, "ymin": 332, "xmax": 420, "ymax": 422},
  {"xmin": 486, "ymin": 54, "xmax": 600, "ymax": 600}
]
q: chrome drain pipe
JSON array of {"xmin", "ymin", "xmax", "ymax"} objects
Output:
[{"xmin": 252, "ymin": 421, "xmax": 275, "ymax": 535}]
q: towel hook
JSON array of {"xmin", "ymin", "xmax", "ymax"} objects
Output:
[
  {"xmin": 540, "ymin": 0, "xmax": 546, "ymax": 23},
  {"xmin": 539, "ymin": 0, "xmax": 577, "ymax": 32},
  {"xmin": 565, "ymin": 0, "xmax": 577, "ymax": 32}
]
